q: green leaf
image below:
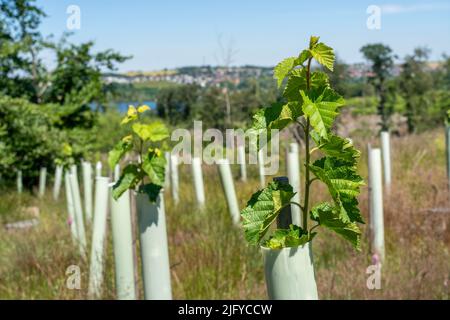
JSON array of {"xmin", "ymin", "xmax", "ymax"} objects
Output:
[
  {"xmin": 132, "ymin": 121, "xmax": 169, "ymax": 142},
  {"xmin": 311, "ymin": 202, "xmax": 361, "ymax": 250},
  {"xmin": 251, "ymin": 101, "xmax": 302, "ymax": 149},
  {"xmin": 309, "ymin": 157, "xmax": 364, "ymax": 223},
  {"xmin": 121, "ymin": 105, "xmax": 138, "ymax": 124},
  {"xmin": 283, "ymin": 69, "xmax": 329, "ymax": 102},
  {"xmin": 297, "ymin": 49, "xmax": 312, "ymax": 66},
  {"xmin": 263, "ymin": 225, "xmax": 315, "ymax": 249},
  {"xmin": 137, "ymin": 105, "xmax": 150, "ymax": 113},
  {"xmin": 273, "ymin": 57, "xmax": 298, "ymax": 88},
  {"xmin": 310, "ymin": 42, "xmax": 335, "ymax": 71},
  {"xmin": 253, "ymin": 102, "xmax": 302, "ymax": 131},
  {"xmin": 112, "ymin": 164, "xmax": 142, "ymax": 200},
  {"xmin": 313, "ymin": 134, "xmax": 360, "ymax": 166},
  {"xmin": 273, "ymin": 50, "xmax": 312, "ymax": 90},
  {"xmin": 240, "ymin": 180, "xmax": 295, "ymax": 245},
  {"xmin": 141, "ymin": 149, "xmax": 166, "ymax": 186},
  {"xmin": 341, "ymin": 196, "xmax": 364, "ymax": 224},
  {"xmin": 138, "ymin": 183, "xmax": 162, "ymax": 202},
  {"xmin": 300, "ymin": 87, "xmax": 344, "ymax": 140},
  {"xmin": 108, "ymin": 136, "xmax": 133, "ymax": 170},
  {"xmin": 309, "ymin": 36, "xmax": 320, "ymax": 48}
]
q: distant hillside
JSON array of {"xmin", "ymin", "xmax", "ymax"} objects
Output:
[
  {"xmin": 103, "ymin": 65, "xmax": 274, "ymax": 87},
  {"xmin": 103, "ymin": 61, "xmax": 444, "ymax": 86}
]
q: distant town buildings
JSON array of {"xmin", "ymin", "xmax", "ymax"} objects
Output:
[
  {"xmin": 103, "ymin": 66, "xmax": 273, "ymax": 86},
  {"xmin": 103, "ymin": 62, "xmax": 441, "ymax": 86}
]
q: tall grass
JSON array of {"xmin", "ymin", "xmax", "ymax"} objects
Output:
[{"xmin": 0, "ymin": 130, "xmax": 448, "ymax": 299}]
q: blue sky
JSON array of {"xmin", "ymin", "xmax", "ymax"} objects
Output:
[{"xmin": 36, "ymin": 0, "xmax": 450, "ymax": 72}]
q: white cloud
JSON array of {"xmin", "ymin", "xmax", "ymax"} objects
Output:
[{"xmin": 380, "ymin": 2, "xmax": 450, "ymax": 14}]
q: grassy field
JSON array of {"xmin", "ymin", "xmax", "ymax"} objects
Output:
[{"xmin": 0, "ymin": 129, "xmax": 449, "ymax": 299}]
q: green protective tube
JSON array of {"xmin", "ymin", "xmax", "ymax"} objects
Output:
[
  {"xmin": 110, "ymin": 190, "xmax": 136, "ymax": 300},
  {"xmin": 262, "ymin": 243, "xmax": 318, "ymax": 300},
  {"xmin": 137, "ymin": 192, "xmax": 172, "ymax": 300},
  {"xmin": 17, "ymin": 170, "xmax": 23, "ymax": 194}
]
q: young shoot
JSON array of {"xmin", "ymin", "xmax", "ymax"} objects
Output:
[
  {"xmin": 109, "ymin": 105, "xmax": 169, "ymax": 202},
  {"xmin": 240, "ymin": 36, "xmax": 365, "ymax": 250}
]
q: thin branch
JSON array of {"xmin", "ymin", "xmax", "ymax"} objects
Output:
[
  {"xmin": 310, "ymin": 223, "xmax": 320, "ymax": 233},
  {"xmin": 289, "ymin": 201, "xmax": 304, "ymax": 212},
  {"xmin": 308, "ymin": 177, "xmax": 318, "ymax": 186},
  {"xmin": 296, "ymin": 120, "xmax": 306, "ymax": 131}
]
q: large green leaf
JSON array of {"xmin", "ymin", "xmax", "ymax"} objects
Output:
[
  {"xmin": 141, "ymin": 149, "xmax": 166, "ymax": 186},
  {"xmin": 297, "ymin": 49, "xmax": 312, "ymax": 66},
  {"xmin": 301, "ymin": 87, "xmax": 344, "ymax": 140},
  {"xmin": 273, "ymin": 50, "xmax": 312, "ymax": 89},
  {"xmin": 283, "ymin": 69, "xmax": 329, "ymax": 102},
  {"xmin": 313, "ymin": 134, "xmax": 360, "ymax": 166},
  {"xmin": 132, "ymin": 121, "xmax": 169, "ymax": 142},
  {"xmin": 251, "ymin": 101, "xmax": 302, "ymax": 149},
  {"xmin": 310, "ymin": 202, "xmax": 361, "ymax": 250},
  {"xmin": 112, "ymin": 164, "xmax": 142, "ymax": 200},
  {"xmin": 310, "ymin": 42, "xmax": 335, "ymax": 71},
  {"xmin": 108, "ymin": 136, "xmax": 133, "ymax": 170},
  {"xmin": 240, "ymin": 180, "xmax": 295, "ymax": 245},
  {"xmin": 309, "ymin": 157, "xmax": 364, "ymax": 223},
  {"xmin": 252, "ymin": 102, "xmax": 302, "ymax": 131},
  {"xmin": 273, "ymin": 57, "xmax": 298, "ymax": 88}
]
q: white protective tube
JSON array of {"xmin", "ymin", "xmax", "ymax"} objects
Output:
[
  {"xmin": 164, "ymin": 151, "xmax": 171, "ymax": 189},
  {"xmin": 258, "ymin": 148, "xmax": 265, "ymax": 188},
  {"xmin": 88, "ymin": 177, "xmax": 110, "ymax": 298},
  {"xmin": 64, "ymin": 171, "xmax": 78, "ymax": 242},
  {"xmin": 369, "ymin": 148, "xmax": 385, "ymax": 262},
  {"xmin": 170, "ymin": 154, "xmax": 179, "ymax": 204},
  {"xmin": 110, "ymin": 190, "xmax": 136, "ymax": 300},
  {"xmin": 380, "ymin": 131, "xmax": 392, "ymax": 189},
  {"xmin": 69, "ymin": 172, "xmax": 87, "ymax": 255},
  {"xmin": 191, "ymin": 157, "xmax": 205, "ymax": 207},
  {"xmin": 82, "ymin": 162, "xmax": 93, "ymax": 223},
  {"xmin": 96, "ymin": 161, "xmax": 102, "ymax": 178},
  {"xmin": 38, "ymin": 167, "xmax": 47, "ymax": 198},
  {"xmin": 287, "ymin": 143, "xmax": 301, "ymax": 226},
  {"xmin": 217, "ymin": 158, "xmax": 240, "ymax": 225},
  {"xmin": 137, "ymin": 192, "xmax": 172, "ymax": 300},
  {"xmin": 237, "ymin": 143, "xmax": 247, "ymax": 182},
  {"xmin": 53, "ymin": 165, "xmax": 63, "ymax": 200},
  {"xmin": 114, "ymin": 164, "xmax": 120, "ymax": 182}
]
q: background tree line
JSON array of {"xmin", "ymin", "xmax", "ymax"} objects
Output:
[{"xmin": 1, "ymin": 0, "xmax": 450, "ymax": 188}]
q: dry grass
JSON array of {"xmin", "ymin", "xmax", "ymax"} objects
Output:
[{"xmin": 0, "ymin": 129, "xmax": 449, "ymax": 299}]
